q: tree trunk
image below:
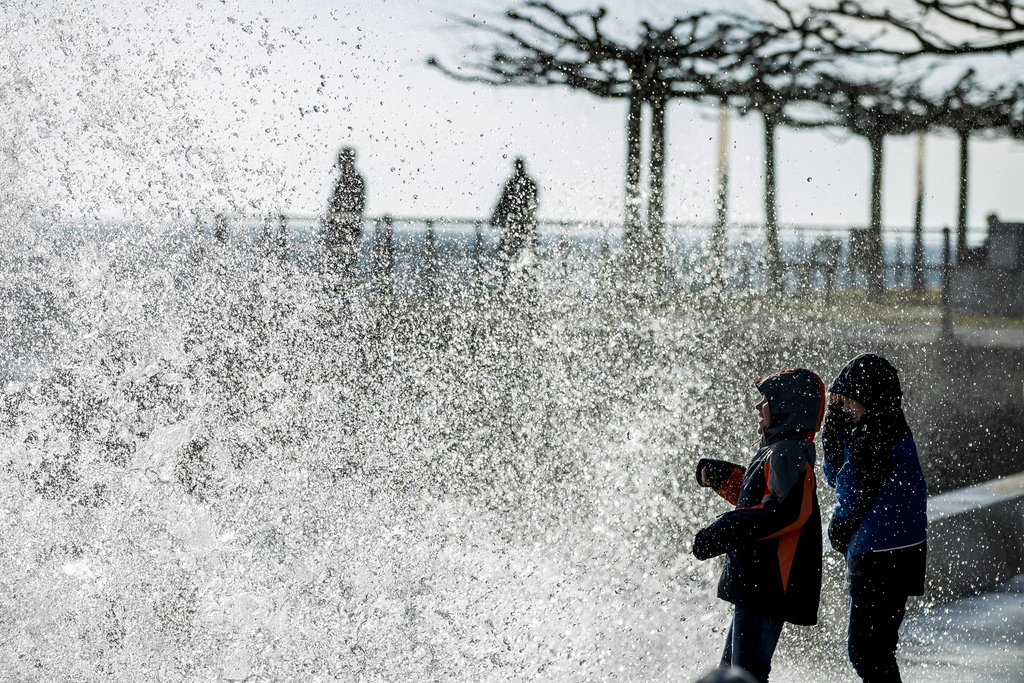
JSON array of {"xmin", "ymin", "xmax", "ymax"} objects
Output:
[
  {"xmin": 868, "ymin": 133, "xmax": 885, "ymax": 294},
  {"xmin": 647, "ymin": 97, "xmax": 667, "ymax": 268},
  {"xmin": 763, "ymin": 114, "xmax": 781, "ymax": 293},
  {"xmin": 624, "ymin": 94, "xmax": 644, "ymax": 264},
  {"xmin": 912, "ymin": 131, "xmax": 926, "ymax": 292},
  {"xmin": 957, "ymin": 129, "xmax": 969, "ymax": 265},
  {"xmin": 711, "ymin": 103, "xmax": 730, "ymax": 271}
]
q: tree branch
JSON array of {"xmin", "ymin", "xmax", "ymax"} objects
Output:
[{"xmin": 763, "ymin": 0, "xmax": 1024, "ymax": 55}]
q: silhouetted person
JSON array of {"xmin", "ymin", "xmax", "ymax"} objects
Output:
[
  {"xmin": 324, "ymin": 147, "xmax": 366, "ymax": 275},
  {"xmin": 491, "ymin": 157, "xmax": 538, "ymax": 276}
]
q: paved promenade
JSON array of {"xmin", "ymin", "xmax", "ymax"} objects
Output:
[{"xmin": 900, "ymin": 573, "xmax": 1024, "ymax": 682}]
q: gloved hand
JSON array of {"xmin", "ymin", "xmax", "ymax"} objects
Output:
[
  {"xmin": 828, "ymin": 515, "xmax": 858, "ymax": 554},
  {"xmin": 694, "ymin": 458, "xmax": 713, "ymax": 487},
  {"xmin": 692, "ymin": 527, "xmax": 714, "ymax": 561},
  {"xmin": 821, "ymin": 402, "xmax": 852, "ymax": 471},
  {"xmin": 694, "ymin": 458, "xmax": 742, "ymax": 490}
]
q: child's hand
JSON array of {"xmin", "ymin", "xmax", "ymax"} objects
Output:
[
  {"xmin": 694, "ymin": 458, "xmax": 721, "ymax": 488},
  {"xmin": 828, "ymin": 515, "xmax": 858, "ymax": 553},
  {"xmin": 694, "ymin": 459, "xmax": 712, "ymax": 487}
]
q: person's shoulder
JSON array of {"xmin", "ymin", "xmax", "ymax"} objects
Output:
[
  {"xmin": 891, "ymin": 436, "xmax": 922, "ymax": 466},
  {"xmin": 766, "ymin": 439, "xmax": 814, "ymax": 473}
]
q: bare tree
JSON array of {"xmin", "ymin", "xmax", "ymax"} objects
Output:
[
  {"xmin": 433, "ymin": 1, "xmax": 1017, "ymax": 297},
  {"xmin": 758, "ymin": 1, "xmax": 1024, "ymax": 273},
  {"xmin": 928, "ymin": 71, "xmax": 1022, "ymax": 263},
  {"xmin": 728, "ymin": 76, "xmax": 824, "ymax": 292},
  {"xmin": 788, "ymin": 66, "xmax": 1023, "ymax": 290},
  {"xmin": 1007, "ymin": 83, "xmax": 1024, "ymax": 140},
  {"xmin": 645, "ymin": 17, "xmax": 835, "ymax": 283},
  {"xmin": 765, "ymin": 0, "xmax": 1024, "ymax": 56},
  {"xmin": 701, "ymin": 30, "xmax": 848, "ymax": 292},
  {"xmin": 801, "ymin": 74, "xmax": 938, "ymax": 293},
  {"xmin": 427, "ymin": 3, "xmax": 767, "ymax": 268}
]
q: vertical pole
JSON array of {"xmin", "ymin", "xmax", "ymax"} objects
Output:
[
  {"xmin": 740, "ymin": 244, "xmax": 751, "ymax": 291},
  {"xmin": 214, "ymin": 213, "xmax": 229, "ymax": 244},
  {"xmin": 941, "ymin": 227, "xmax": 953, "ymax": 341},
  {"xmin": 711, "ymin": 103, "xmax": 730, "ymax": 276},
  {"xmin": 763, "ymin": 114, "xmax": 781, "ymax": 294},
  {"xmin": 424, "ymin": 219, "xmax": 436, "ymax": 296},
  {"xmin": 261, "ymin": 214, "xmax": 273, "ymax": 249},
  {"xmin": 896, "ymin": 242, "xmax": 906, "ymax": 288},
  {"xmin": 912, "ymin": 131, "xmax": 926, "ymax": 292},
  {"xmin": 374, "ymin": 214, "xmax": 394, "ymax": 298},
  {"xmin": 276, "ymin": 214, "xmax": 288, "ymax": 251},
  {"xmin": 647, "ymin": 98, "xmax": 667, "ymax": 270},
  {"xmin": 957, "ymin": 130, "xmax": 970, "ymax": 265},
  {"xmin": 473, "ymin": 220, "xmax": 484, "ymax": 286},
  {"xmin": 867, "ymin": 134, "xmax": 885, "ymax": 294},
  {"xmin": 381, "ymin": 215, "xmax": 394, "ymax": 275},
  {"xmin": 276, "ymin": 213, "xmax": 288, "ymax": 262},
  {"xmin": 624, "ymin": 95, "xmax": 644, "ymax": 266},
  {"xmin": 600, "ymin": 221, "xmax": 611, "ymax": 287}
]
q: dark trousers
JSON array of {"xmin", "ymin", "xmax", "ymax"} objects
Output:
[
  {"xmin": 847, "ymin": 588, "xmax": 908, "ymax": 682},
  {"xmin": 720, "ymin": 606, "xmax": 785, "ymax": 683}
]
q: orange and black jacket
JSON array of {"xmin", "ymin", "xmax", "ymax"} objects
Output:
[{"xmin": 692, "ymin": 368, "xmax": 825, "ymax": 626}]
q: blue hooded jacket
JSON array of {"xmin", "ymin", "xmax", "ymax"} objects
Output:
[{"xmin": 822, "ymin": 354, "xmax": 927, "ymax": 561}]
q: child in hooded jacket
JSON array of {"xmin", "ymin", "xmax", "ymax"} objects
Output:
[
  {"xmin": 822, "ymin": 353, "xmax": 927, "ymax": 683},
  {"xmin": 692, "ymin": 368, "xmax": 825, "ymax": 683}
]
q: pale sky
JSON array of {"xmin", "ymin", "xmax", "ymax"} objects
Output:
[{"xmin": 8, "ymin": 0, "xmax": 1024, "ymax": 239}]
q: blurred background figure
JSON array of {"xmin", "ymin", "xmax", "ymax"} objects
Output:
[
  {"xmin": 324, "ymin": 146, "xmax": 366, "ymax": 275},
  {"xmin": 491, "ymin": 156, "xmax": 538, "ymax": 279},
  {"xmin": 694, "ymin": 666, "xmax": 758, "ymax": 683},
  {"xmin": 213, "ymin": 212, "xmax": 229, "ymax": 244}
]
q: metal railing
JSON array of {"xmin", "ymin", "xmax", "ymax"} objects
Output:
[{"xmin": 204, "ymin": 213, "xmax": 965, "ymax": 296}]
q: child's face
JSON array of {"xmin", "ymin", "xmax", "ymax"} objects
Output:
[
  {"xmin": 842, "ymin": 395, "xmax": 867, "ymax": 422},
  {"xmin": 755, "ymin": 394, "xmax": 771, "ymax": 435}
]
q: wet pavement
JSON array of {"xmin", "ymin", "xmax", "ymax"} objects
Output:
[
  {"xmin": 831, "ymin": 320, "xmax": 1024, "ymax": 348},
  {"xmin": 899, "ymin": 573, "xmax": 1024, "ymax": 682}
]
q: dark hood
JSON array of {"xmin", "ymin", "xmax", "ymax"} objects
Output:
[
  {"xmin": 754, "ymin": 368, "xmax": 826, "ymax": 442},
  {"xmin": 829, "ymin": 353, "xmax": 902, "ymax": 413}
]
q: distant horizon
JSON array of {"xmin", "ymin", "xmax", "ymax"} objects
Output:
[{"xmin": 64, "ymin": 212, "xmax": 987, "ymax": 248}]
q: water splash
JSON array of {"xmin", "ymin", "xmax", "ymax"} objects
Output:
[
  {"xmin": 0, "ymin": 3, "xmax": 867, "ymax": 680},
  {"xmin": 1, "ymin": 227, "xmax": 781, "ymax": 679}
]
